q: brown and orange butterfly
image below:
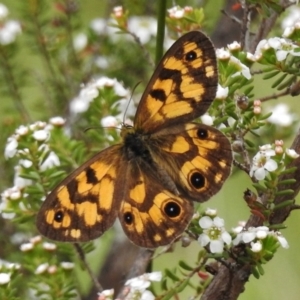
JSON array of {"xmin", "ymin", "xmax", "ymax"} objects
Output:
[{"xmin": 36, "ymin": 31, "xmax": 232, "ymax": 248}]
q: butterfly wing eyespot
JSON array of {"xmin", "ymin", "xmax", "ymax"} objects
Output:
[{"xmin": 36, "ymin": 145, "xmax": 123, "ymax": 242}]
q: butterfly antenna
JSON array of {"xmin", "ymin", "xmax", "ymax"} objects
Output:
[
  {"xmin": 123, "ymin": 81, "xmax": 141, "ymax": 125},
  {"xmin": 84, "ymin": 125, "xmax": 121, "ymax": 132}
]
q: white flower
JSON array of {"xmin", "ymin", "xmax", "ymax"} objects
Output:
[
  {"xmin": 249, "ymin": 146, "xmax": 278, "ymax": 180},
  {"xmin": 19, "ymin": 159, "xmax": 33, "ymax": 168},
  {"xmin": 233, "ymin": 230, "xmax": 256, "ymax": 245},
  {"xmin": 285, "ymin": 148, "xmax": 299, "ymax": 159},
  {"xmin": 29, "ymin": 121, "xmax": 46, "ymax": 131},
  {"xmin": 49, "ymin": 116, "xmax": 65, "ymax": 126},
  {"xmin": 94, "ymin": 56, "xmax": 109, "ymax": 69},
  {"xmin": 124, "ymin": 272, "xmax": 161, "ymax": 300},
  {"xmin": 35, "ymin": 263, "xmax": 49, "ymax": 274},
  {"xmin": 42, "ymin": 242, "xmax": 57, "ymax": 251},
  {"xmin": 216, "ymin": 47, "xmax": 230, "ymax": 60},
  {"xmin": 146, "ymin": 271, "xmax": 162, "ymax": 281},
  {"xmin": 0, "ymin": 4, "xmax": 9, "ymax": 20},
  {"xmin": 251, "ymin": 241, "xmax": 262, "ymax": 252},
  {"xmin": 0, "ymin": 273, "xmax": 10, "ymax": 285},
  {"xmin": 216, "ymin": 84, "xmax": 229, "ymax": 99},
  {"xmin": 230, "ymin": 56, "xmax": 251, "ymax": 79},
  {"xmin": 98, "ymin": 289, "xmax": 114, "ymax": 299},
  {"xmin": 70, "ymin": 77, "xmax": 129, "ymax": 116},
  {"xmin": 204, "ymin": 208, "xmax": 218, "ymax": 217},
  {"xmin": 255, "ymin": 226, "xmax": 269, "ymax": 239},
  {"xmin": 14, "ymin": 165, "xmax": 32, "ymax": 188},
  {"xmin": 246, "ymin": 52, "xmax": 256, "ymax": 62},
  {"xmin": 40, "ymin": 151, "xmax": 60, "ymax": 171},
  {"xmin": 4, "ymin": 136, "xmax": 18, "ymax": 158},
  {"xmin": 254, "ymin": 39, "xmax": 270, "ymax": 60},
  {"xmin": 228, "ymin": 41, "xmax": 241, "ymax": 51},
  {"xmin": 16, "ymin": 125, "xmax": 29, "ymax": 136},
  {"xmin": 113, "ymin": 6, "xmax": 123, "ymax": 17},
  {"xmin": 268, "ymin": 37, "xmax": 300, "ymax": 61},
  {"xmin": 1, "ymin": 186, "xmax": 22, "ymax": 201},
  {"xmin": 30, "ymin": 235, "xmax": 42, "ymax": 244},
  {"xmin": 283, "ymin": 26, "xmax": 295, "ymax": 38},
  {"xmin": 268, "ymin": 103, "xmax": 294, "ymax": 127},
  {"xmin": 167, "ymin": 6, "xmax": 185, "ymax": 19},
  {"xmin": 101, "ymin": 116, "xmax": 118, "ymax": 128},
  {"xmin": 32, "ymin": 129, "xmax": 49, "ymax": 141},
  {"xmin": 0, "ymin": 20, "xmax": 22, "ymax": 45},
  {"xmin": 90, "ymin": 18, "xmax": 107, "ymax": 35},
  {"xmin": 0, "ymin": 259, "xmax": 20, "ymax": 270},
  {"xmin": 60, "ymin": 262, "xmax": 75, "ymax": 270},
  {"xmin": 201, "ymin": 114, "xmax": 214, "ymax": 126},
  {"xmin": 47, "ymin": 265, "xmax": 57, "ymax": 274},
  {"xmin": 276, "ymin": 233, "xmax": 289, "ymax": 249},
  {"xmin": 198, "ymin": 216, "xmax": 232, "ymax": 253},
  {"xmin": 20, "ymin": 242, "xmax": 34, "ymax": 252},
  {"xmin": 127, "ymin": 17, "xmax": 157, "ymax": 44},
  {"xmin": 282, "ymin": 7, "xmax": 300, "ymax": 29},
  {"xmin": 232, "ymin": 225, "xmax": 244, "ymax": 234},
  {"xmin": 140, "ymin": 290, "xmax": 155, "ymax": 300},
  {"xmin": 233, "ymin": 226, "xmax": 269, "ymax": 245},
  {"xmin": 73, "ymin": 33, "xmax": 88, "ymax": 51}
]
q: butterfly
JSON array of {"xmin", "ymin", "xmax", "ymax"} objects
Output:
[{"xmin": 36, "ymin": 31, "xmax": 232, "ymax": 248}]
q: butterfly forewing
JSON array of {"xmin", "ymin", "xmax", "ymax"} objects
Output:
[
  {"xmin": 36, "ymin": 145, "xmax": 123, "ymax": 242},
  {"xmin": 134, "ymin": 31, "xmax": 218, "ymax": 133}
]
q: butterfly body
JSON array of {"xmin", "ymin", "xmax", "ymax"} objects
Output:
[{"xmin": 37, "ymin": 31, "xmax": 232, "ymax": 248}]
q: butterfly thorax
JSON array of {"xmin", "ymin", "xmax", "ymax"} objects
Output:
[{"xmin": 121, "ymin": 123, "xmax": 152, "ymax": 163}]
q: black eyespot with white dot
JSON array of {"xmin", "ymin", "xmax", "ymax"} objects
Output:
[
  {"xmin": 54, "ymin": 211, "xmax": 64, "ymax": 222},
  {"xmin": 185, "ymin": 50, "xmax": 197, "ymax": 61},
  {"xmin": 190, "ymin": 172, "xmax": 205, "ymax": 189},
  {"xmin": 197, "ymin": 128, "xmax": 208, "ymax": 139},
  {"xmin": 124, "ymin": 212, "xmax": 134, "ymax": 225},
  {"xmin": 164, "ymin": 201, "xmax": 181, "ymax": 218}
]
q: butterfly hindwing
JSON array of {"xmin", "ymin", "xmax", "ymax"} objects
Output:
[
  {"xmin": 36, "ymin": 145, "xmax": 123, "ymax": 242},
  {"xmin": 135, "ymin": 31, "xmax": 218, "ymax": 133},
  {"xmin": 149, "ymin": 123, "xmax": 233, "ymax": 203},
  {"xmin": 116, "ymin": 158, "xmax": 194, "ymax": 248}
]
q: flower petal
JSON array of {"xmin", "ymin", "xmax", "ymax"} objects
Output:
[
  {"xmin": 198, "ymin": 234, "xmax": 210, "ymax": 247},
  {"xmin": 199, "ymin": 216, "xmax": 213, "ymax": 229},
  {"xmin": 213, "ymin": 216, "xmax": 224, "ymax": 227},
  {"xmin": 254, "ymin": 168, "xmax": 266, "ymax": 180},
  {"xmin": 209, "ymin": 240, "xmax": 224, "ymax": 253},
  {"xmin": 264, "ymin": 159, "xmax": 278, "ymax": 172},
  {"xmin": 221, "ymin": 231, "xmax": 232, "ymax": 245}
]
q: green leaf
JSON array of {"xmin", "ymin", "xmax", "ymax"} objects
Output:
[
  {"xmin": 273, "ymin": 199, "xmax": 295, "ymax": 210},
  {"xmin": 252, "ymin": 183, "xmax": 268, "ymax": 192},
  {"xmin": 271, "ymin": 73, "xmax": 287, "ymax": 89},
  {"xmin": 175, "ymin": 279, "xmax": 190, "ymax": 293},
  {"xmin": 165, "ymin": 269, "xmax": 180, "ymax": 282},
  {"xmin": 263, "ymin": 70, "xmax": 280, "ymax": 79},
  {"xmin": 275, "ymin": 189, "xmax": 294, "ymax": 196},
  {"xmin": 277, "ymin": 179, "xmax": 296, "ymax": 185},
  {"xmin": 277, "ymin": 75, "xmax": 297, "ymax": 90},
  {"xmin": 179, "ymin": 260, "xmax": 194, "ymax": 271}
]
